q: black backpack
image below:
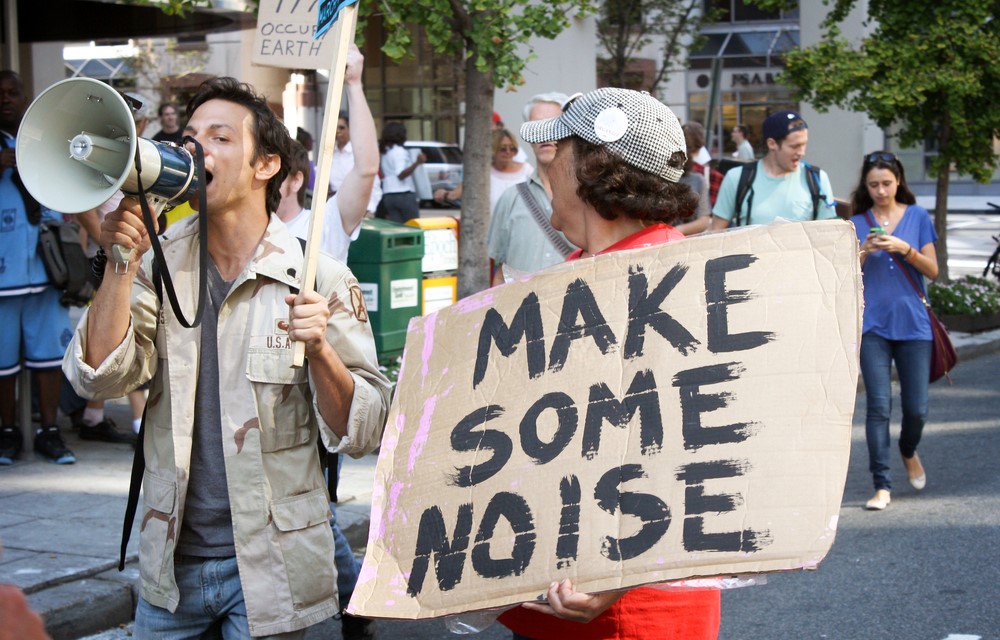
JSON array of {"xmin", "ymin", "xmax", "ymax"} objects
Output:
[
  {"xmin": 36, "ymin": 220, "xmax": 95, "ymax": 307},
  {"xmin": 732, "ymin": 161, "xmax": 826, "ymax": 227},
  {"xmin": 1, "ymin": 135, "xmax": 93, "ymax": 306}
]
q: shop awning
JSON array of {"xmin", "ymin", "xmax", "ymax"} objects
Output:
[{"xmin": 13, "ymin": 0, "xmax": 254, "ymax": 43}]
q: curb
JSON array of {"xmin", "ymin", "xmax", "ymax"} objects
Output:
[{"xmin": 28, "ymin": 563, "xmax": 139, "ymax": 640}]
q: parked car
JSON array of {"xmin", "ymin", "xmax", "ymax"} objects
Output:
[{"xmin": 404, "ymin": 141, "xmax": 463, "ymax": 207}]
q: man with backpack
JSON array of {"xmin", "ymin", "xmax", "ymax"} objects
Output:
[{"xmin": 710, "ymin": 110, "xmax": 837, "ymax": 229}]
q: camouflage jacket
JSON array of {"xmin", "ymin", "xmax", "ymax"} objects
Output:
[{"xmin": 64, "ymin": 214, "xmax": 391, "ymax": 636}]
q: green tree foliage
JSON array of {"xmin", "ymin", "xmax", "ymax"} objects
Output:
[
  {"xmin": 596, "ymin": 0, "xmax": 713, "ymax": 94},
  {"xmin": 372, "ymin": 0, "xmax": 595, "ymax": 296},
  {"xmin": 775, "ymin": 0, "xmax": 1000, "ymax": 281}
]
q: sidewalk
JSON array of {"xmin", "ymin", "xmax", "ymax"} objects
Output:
[{"xmin": 3, "ymin": 328, "xmax": 999, "ymax": 640}]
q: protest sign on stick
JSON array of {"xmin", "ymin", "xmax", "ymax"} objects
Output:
[
  {"xmin": 253, "ymin": 0, "xmax": 360, "ymax": 366},
  {"xmin": 348, "ymin": 219, "xmax": 863, "ymax": 619}
]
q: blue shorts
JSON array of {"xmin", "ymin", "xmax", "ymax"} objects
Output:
[{"xmin": 0, "ymin": 288, "xmax": 73, "ymax": 376}]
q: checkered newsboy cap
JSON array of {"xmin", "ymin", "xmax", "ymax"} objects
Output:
[{"xmin": 520, "ymin": 88, "xmax": 687, "ymax": 183}]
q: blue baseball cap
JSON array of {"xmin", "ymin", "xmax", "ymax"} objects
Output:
[{"xmin": 762, "ymin": 110, "xmax": 807, "ymax": 142}]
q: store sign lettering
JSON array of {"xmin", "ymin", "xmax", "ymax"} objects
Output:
[{"xmin": 730, "ymin": 73, "xmax": 777, "ymax": 88}]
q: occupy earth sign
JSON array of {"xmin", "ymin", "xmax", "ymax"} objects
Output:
[{"xmin": 348, "ymin": 219, "xmax": 862, "ymax": 619}]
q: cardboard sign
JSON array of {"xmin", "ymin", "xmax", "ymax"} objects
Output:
[
  {"xmin": 253, "ymin": 0, "xmax": 337, "ymax": 69},
  {"xmin": 349, "ymin": 220, "xmax": 862, "ymax": 619}
]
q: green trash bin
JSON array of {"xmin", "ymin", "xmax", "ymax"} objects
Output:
[{"xmin": 347, "ymin": 218, "xmax": 425, "ymax": 362}]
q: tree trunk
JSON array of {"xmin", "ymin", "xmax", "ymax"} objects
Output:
[
  {"xmin": 456, "ymin": 61, "xmax": 494, "ymax": 298},
  {"xmin": 934, "ymin": 110, "xmax": 951, "ymax": 283}
]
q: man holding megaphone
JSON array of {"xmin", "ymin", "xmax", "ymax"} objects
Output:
[{"xmin": 61, "ymin": 77, "xmax": 391, "ymax": 636}]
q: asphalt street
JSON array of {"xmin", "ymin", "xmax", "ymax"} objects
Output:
[
  {"xmin": 718, "ymin": 347, "xmax": 1000, "ymax": 640},
  {"xmin": 945, "ymin": 211, "xmax": 1000, "ymax": 280}
]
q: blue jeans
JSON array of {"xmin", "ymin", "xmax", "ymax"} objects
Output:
[
  {"xmin": 133, "ymin": 556, "xmax": 304, "ymax": 639},
  {"xmin": 331, "ymin": 503, "xmax": 361, "ymax": 611},
  {"xmin": 327, "ymin": 455, "xmax": 361, "ymax": 612},
  {"xmin": 859, "ymin": 333, "xmax": 932, "ymax": 492}
]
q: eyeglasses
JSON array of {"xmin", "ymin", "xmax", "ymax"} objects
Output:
[
  {"xmin": 865, "ymin": 151, "xmax": 897, "ymax": 165},
  {"xmin": 498, "ymin": 145, "xmax": 517, "ymax": 153},
  {"xmin": 561, "ymin": 92, "xmax": 583, "ymax": 113}
]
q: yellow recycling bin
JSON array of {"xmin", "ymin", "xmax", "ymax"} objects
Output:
[{"xmin": 405, "ymin": 216, "xmax": 458, "ymax": 315}]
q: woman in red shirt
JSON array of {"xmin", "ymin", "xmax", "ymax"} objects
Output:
[{"xmin": 497, "ymin": 88, "xmax": 721, "ymax": 640}]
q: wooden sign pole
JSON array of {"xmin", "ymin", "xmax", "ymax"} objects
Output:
[{"xmin": 293, "ymin": 3, "xmax": 359, "ymax": 367}]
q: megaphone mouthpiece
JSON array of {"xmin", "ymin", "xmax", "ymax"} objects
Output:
[{"xmin": 68, "ymin": 132, "xmax": 130, "ymax": 180}]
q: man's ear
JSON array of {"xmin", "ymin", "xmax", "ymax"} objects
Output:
[
  {"xmin": 255, "ymin": 153, "xmax": 281, "ymax": 182},
  {"xmin": 290, "ymin": 170, "xmax": 305, "ymax": 194}
]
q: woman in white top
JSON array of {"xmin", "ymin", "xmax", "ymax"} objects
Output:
[
  {"xmin": 375, "ymin": 121, "xmax": 425, "ymax": 223},
  {"xmin": 489, "ymin": 128, "xmax": 533, "ymax": 213}
]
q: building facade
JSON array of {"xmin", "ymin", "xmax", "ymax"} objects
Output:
[{"xmin": 10, "ymin": 0, "xmax": 997, "ymax": 208}]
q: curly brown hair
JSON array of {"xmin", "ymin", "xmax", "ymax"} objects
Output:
[{"xmin": 571, "ymin": 137, "xmax": 697, "ymax": 225}]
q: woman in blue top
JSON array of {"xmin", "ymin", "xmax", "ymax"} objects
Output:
[{"xmin": 850, "ymin": 151, "xmax": 939, "ymax": 511}]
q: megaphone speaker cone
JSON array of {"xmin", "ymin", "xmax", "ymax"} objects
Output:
[{"xmin": 16, "ymin": 77, "xmax": 137, "ymax": 214}]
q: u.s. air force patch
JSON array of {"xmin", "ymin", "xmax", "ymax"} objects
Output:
[{"xmin": 349, "ymin": 282, "xmax": 368, "ymax": 323}]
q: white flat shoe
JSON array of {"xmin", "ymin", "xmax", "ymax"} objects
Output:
[
  {"xmin": 903, "ymin": 453, "xmax": 926, "ymax": 491},
  {"xmin": 865, "ymin": 489, "xmax": 891, "ymax": 511}
]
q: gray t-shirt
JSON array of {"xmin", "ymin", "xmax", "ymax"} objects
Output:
[{"xmin": 175, "ymin": 261, "xmax": 236, "ymax": 557}]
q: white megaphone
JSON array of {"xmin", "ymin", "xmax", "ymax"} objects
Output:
[{"xmin": 16, "ymin": 77, "xmax": 199, "ymax": 262}]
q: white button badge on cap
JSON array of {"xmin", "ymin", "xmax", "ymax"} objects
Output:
[{"xmin": 593, "ymin": 107, "xmax": 629, "ymax": 143}]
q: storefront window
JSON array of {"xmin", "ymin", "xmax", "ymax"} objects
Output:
[
  {"xmin": 704, "ymin": 0, "xmax": 799, "ymax": 23},
  {"xmin": 362, "ymin": 18, "xmax": 462, "ymax": 144}
]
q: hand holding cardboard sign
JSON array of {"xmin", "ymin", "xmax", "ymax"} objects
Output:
[{"xmin": 521, "ymin": 579, "xmax": 626, "ymax": 623}]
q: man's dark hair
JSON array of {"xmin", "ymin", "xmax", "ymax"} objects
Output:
[
  {"xmin": 338, "ymin": 110, "xmax": 349, "ymax": 125},
  {"xmin": 572, "ymin": 137, "xmax": 698, "ymax": 225},
  {"xmin": 0, "ymin": 69, "xmax": 23, "ymax": 90},
  {"xmin": 734, "ymin": 124, "xmax": 749, "ymax": 137},
  {"xmin": 287, "ymin": 140, "xmax": 311, "ymax": 209},
  {"xmin": 187, "ymin": 77, "xmax": 290, "ymax": 214},
  {"xmin": 0, "ymin": 70, "xmax": 26, "ymax": 131},
  {"xmin": 295, "ymin": 126, "xmax": 313, "ymax": 148},
  {"xmin": 158, "ymin": 102, "xmax": 178, "ymax": 117}
]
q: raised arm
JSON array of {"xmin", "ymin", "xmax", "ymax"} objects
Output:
[{"xmin": 335, "ymin": 44, "xmax": 377, "ymax": 236}]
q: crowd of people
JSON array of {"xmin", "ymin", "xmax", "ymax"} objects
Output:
[{"xmin": 0, "ymin": 42, "xmax": 944, "ymax": 637}]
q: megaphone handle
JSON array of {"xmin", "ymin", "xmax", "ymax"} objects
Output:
[
  {"xmin": 111, "ymin": 244, "xmax": 135, "ymax": 271},
  {"xmin": 110, "ymin": 197, "xmax": 167, "ymax": 273}
]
